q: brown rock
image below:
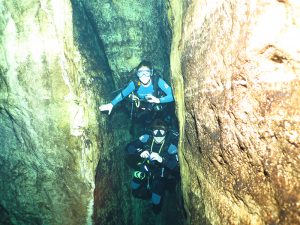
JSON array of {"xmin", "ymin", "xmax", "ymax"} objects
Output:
[{"xmin": 170, "ymin": 0, "xmax": 300, "ymax": 224}]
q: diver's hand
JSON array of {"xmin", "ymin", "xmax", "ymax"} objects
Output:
[
  {"xmin": 150, "ymin": 152, "xmax": 163, "ymax": 163},
  {"xmin": 145, "ymin": 94, "xmax": 160, "ymax": 104},
  {"xmin": 99, "ymin": 103, "xmax": 113, "ymax": 115},
  {"xmin": 140, "ymin": 150, "xmax": 150, "ymax": 159}
]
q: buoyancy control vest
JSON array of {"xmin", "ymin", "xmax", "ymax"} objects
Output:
[{"xmin": 129, "ymin": 73, "xmax": 167, "ymax": 114}]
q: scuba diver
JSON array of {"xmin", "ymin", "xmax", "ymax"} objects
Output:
[
  {"xmin": 99, "ymin": 60, "xmax": 175, "ymax": 125},
  {"xmin": 125, "ymin": 119, "xmax": 180, "ymax": 213}
]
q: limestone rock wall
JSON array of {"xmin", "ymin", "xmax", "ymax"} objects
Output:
[
  {"xmin": 3, "ymin": 0, "xmax": 298, "ymax": 224},
  {"xmin": 169, "ymin": 0, "xmax": 300, "ymax": 224},
  {"xmin": 0, "ymin": 0, "xmax": 109, "ymax": 224},
  {"xmin": 0, "ymin": 0, "xmax": 181, "ymax": 224}
]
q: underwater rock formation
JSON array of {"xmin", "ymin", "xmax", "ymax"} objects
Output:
[
  {"xmin": 74, "ymin": 1, "xmax": 183, "ymax": 225},
  {"xmin": 1, "ymin": 0, "xmax": 299, "ymax": 225},
  {"xmin": 79, "ymin": 0, "xmax": 171, "ymax": 87},
  {"xmin": 1, "ymin": 0, "xmax": 179, "ymax": 225},
  {"xmin": 0, "ymin": 0, "xmax": 107, "ymax": 224},
  {"xmin": 169, "ymin": 0, "xmax": 300, "ymax": 224}
]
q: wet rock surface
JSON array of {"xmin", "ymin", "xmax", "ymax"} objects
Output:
[
  {"xmin": 0, "ymin": 0, "xmax": 108, "ymax": 224},
  {"xmin": 80, "ymin": 0, "xmax": 172, "ymax": 87},
  {"xmin": 2, "ymin": 0, "xmax": 299, "ymax": 224},
  {"xmin": 1, "ymin": 0, "xmax": 182, "ymax": 225},
  {"xmin": 171, "ymin": 0, "xmax": 300, "ymax": 224}
]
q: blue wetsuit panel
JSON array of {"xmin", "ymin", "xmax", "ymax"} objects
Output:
[
  {"xmin": 167, "ymin": 144, "xmax": 178, "ymax": 154},
  {"xmin": 139, "ymin": 134, "xmax": 150, "ymax": 143},
  {"xmin": 111, "ymin": 81, "xmax": 135, "ymax": 106},
  {"xmin": 136, "ymin": 84, "xmax": 154, "ymax": 100},
  {"xmin": 111, "ymin": 77, "xmax": 174, "ymax": 106},
  {"xmin": 158, "ymin": 78, "xmax": 174, "ymax": 103}
]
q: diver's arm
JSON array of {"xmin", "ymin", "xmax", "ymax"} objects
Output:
[
  {"xmin": 157, "ymin": 78, "xmax": 174, "ymax": 103},
  {"xmin": 127, "ymin": 134, "xmax": 150, "ymax": 157},
  {"xmin": 99, "ymin": 81, "xmax": 135, "ymax": 114},
  {"xmin": 111, "ymin": 81, "xmax": 135, "ymax": 106},
  {"xmin": 163, "ymin": 144, "xmax": 179, "ymax": 170},
  {"xmin": 125, "ymin": 134, "xmax": 149, "ymax": 170}
]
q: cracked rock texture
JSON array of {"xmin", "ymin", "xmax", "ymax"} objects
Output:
[
  {"xmin": 0, "ymin": 0, "xmax": 182, "ymax": 225},
  {"xmin": 169, "ymin": 0, "xmax": 300, "ymax": 224},
  {"xmin": 2, "ymin": 0, "xmax": 299, "ymax": 224},
  {"xmin": 80, "ymin": 0, "xmax": 171, "ymax": 88},
  {"xmin": 0, "ymin": 0, "xmax": 111, "ymax": 224}
]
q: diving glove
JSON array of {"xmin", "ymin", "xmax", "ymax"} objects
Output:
[
  {"xmin": 140, "ymin": 150, "xmax": 150, "ymax": 159},
  {"xmin": 99, "ymin": 103, "xmax": 113, "ymax": 115},
  {"xmin": 150, "ymin": 152, "xmax": 163, "ymax": 163}
]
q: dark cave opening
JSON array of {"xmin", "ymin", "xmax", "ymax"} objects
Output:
[{"xmin": 71, "ymin": 0, "xmax": 186, "ymax": 224}]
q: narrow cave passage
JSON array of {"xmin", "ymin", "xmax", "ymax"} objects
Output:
[
  {"xmin": 1, "ymin": 0, "xmax": 299, "ymax": 224},
  {"xmin": 71, "ymin": 1, "xmax": 186, "ymax": 225},
  {"xmin": 1, "ymin": 0, "xmax": 299, "ymax": 225}
]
